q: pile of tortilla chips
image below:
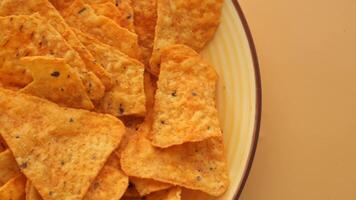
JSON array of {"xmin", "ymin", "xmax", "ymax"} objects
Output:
[{"xmin": 0, "ymin": 0, "xmax": 228, "ymax": 199}]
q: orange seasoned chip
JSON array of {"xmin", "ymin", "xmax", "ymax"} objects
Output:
[
  {"xmin": 19, "ymin": 56, "xmax": 94, "ymax": 109},
  {"xmin": 0, "ymin": 174, "xmax": 26, "ymax": 200},
  {"xmin": 132, "ymin": 0, "xmax": 157, "ymax": 66},
  {"xmin": 149, "ymin": 0, "xmax": 223, "ymax": 74},
  {"xmin": 120, "ymin": 121, "xmax": 229, "ymax": 196},
  {"xmin": 131, "ymin": 177, "xmax": 172, "ymax": 196},
  {"xmin": 0, "ymin": 150, "xmax": 21, "ymax": 187},
  {"xmin": 146, "ymin": 187, "xmax": 181, "ymax": 200},
  {"xmin": 74, "ymin": 29, "xmax": 146, "ymax": 116},
  {"xmin": 26, "ymin": 181, "xmax": 43, "ymax": 200},
  {"xmin": 62, "ymin": 0, "xmax": 141, "ymax": 60},
  {"xmin": 91, "ymin": 2, "xmax": 135, "ymax": 32},
  {"xmin": 0, "ymin": 14, "xmax": 104, "ymax": 101},
  {"xmin": 150, "ymin": 45, "xmax": 222, "ymax": 147},
  {"xmin": 0, "ymin": 88, "xmax": 125, "ymax": 200},
  {"xmin": 83, "ymin": 154, "xmax": 128, "ymax": 200},
  {"xmin": 0, "ymin": 0, "xmax": 112, "ymax": 90}
]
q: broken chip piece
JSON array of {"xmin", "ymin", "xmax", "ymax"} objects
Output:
[
  {"xmin": 130, "ymin": 177, "xmax": 172, "ymax": 196},
  {"xmin": 0, "ymin": 14, "xmax": 105, "ymax": 101},
  {"xmin": 149, "ymin": 0, "xmax": 223, "ymax": 74},
  {"xmin": 150, "ymin": 45, "xmax": 222, "ymax": 147},
  {"xmin": 62, "ymin": 0, "xmax": 141, "ymax": 60},
  {"xmin": 20, "ymin": 56, "xmax": 94, "ymax": 110},
  {"xmin": 0, "ymin": 88, "xmax": 125, "ymax": 200},
  {"xmin": 74, "ymin": 29, "xmax": 146, "ymax": 116},
  {"xmin": 0, "ymin": 0, "xmax": 113, "ymax": 90}
]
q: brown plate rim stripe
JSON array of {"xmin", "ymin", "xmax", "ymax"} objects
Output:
[{"xmin": 230, "ymin": 0, "xmax": 262, "ymax": 199}]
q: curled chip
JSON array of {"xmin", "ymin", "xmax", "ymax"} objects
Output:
[
  {"xmin": 91, "ymin": 1, "xmax": 135, "ymax": 32},
  {"xmin": 84, "ymin": 154, "xmax": 128, "ymax": 200},
  {"xmin": 120, "ymin": 121, "xmax": 229, "ymax": 196},
  {"xmin": 0, "ymin": 14, "xmax": 104, "ymax": 101},
  {"xmin": 0, "ymin": 88, "xmax": 125, "ymax": 200},
  {"xmin": 62, "ymin": 0, "xmax": 141, "ymax": 60},
  {"xmin": 150, "ymin": 45, "xmax": 222, "ymax": 147},
  {"xmin": 132, "ymin": 0, "xmax": 157, "ymax": 66},
  {"xmin": 20, "ymin": 56, "xmax": 94, "ymax": 110},
  {"xmin": 0, "ymin": 150, "xmax": 21, "ymax": 187},
  {"xmin": 149, "ymin": 0, "xmax": 223, "ymax": 74},
  {"xmin": 0, "ymin": 174, "xmax": 26, "ymax": 200},
  {"xmin": 131, "ymin": 177, "xmax": 172, "ymax": 196},
  {"xmin": 0, "ymin": 0, "xmax": 113, "ymax": 90},
  {"xmin": 26, "ymin": 181, "xmax": 43, "ymax": 200},
  {"xmin": 147, "ymin": 187, "xmax": 182, "ymax": 200},
  {"xmin": 74, "ymin": 29, "xmax": 146, "ymax": 117}
]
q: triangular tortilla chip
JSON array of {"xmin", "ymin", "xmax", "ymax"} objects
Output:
[
  {"xmin": 26, "ymin": 181, "xmax": 43, "ymax": 200},
  {"xmin": 0, "ymin": 14, "xmax": 104, "ymax": 101},
  {"xmin": 91, "ymin": 1, "xmax": 135, "ymax": 32},
  {"xmin": 149, "ymin": 0, "xmax": 223, "ymax": 74},
  {"xmin": 0, "ymin": 88, "xmax": 125, "ymax": 200},
  {"xmin": 62, "ymin": 0, "xmax": 141, "ymax": 60},
  {"xmin": 83, "ymin": 154, "xmax": 128, "ymax": 200},
  {"xmin": 130, "ymin": 177, "xmax": 172, "ymax": 196},
  {"xmin": 120, "ymin": 120, "xmax": 229, "ymax": 196},
  {"xmin": 132, "ymin": 0, "xmax": 157, "ymax": 66},
  {"xmin": 0, "ymin": 150, "xmax": 21, "ymax": 187},
  {"xmin": 150, "ymin": 45, "xmax": 222, "ymax": 147},
  {"xmin": 147, "ymin": 187, "xmax": 182, "ymax": 200},
  {"xmin": 74, "ymin": 29, "xmax": 146, "ymax": 116},
  {"xmin": 0, "ymin": 0, "xmax": 113, "ymax": 90},
  {"xmin": 19, "ymin": 56, "xmax": 93, "ymax": 110},
  {"xmin": 0, "ymin": 174, "xmax": 26, "ymax": 200}
]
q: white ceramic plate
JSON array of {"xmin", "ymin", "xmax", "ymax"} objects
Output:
[{"xmin": 184, "ymin": 1, "xmax": 261, "ymax": 199}]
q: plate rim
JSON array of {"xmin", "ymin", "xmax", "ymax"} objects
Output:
[{"xmin": 230, "ymin": 0, "xmax": 262, "ymax": 199}]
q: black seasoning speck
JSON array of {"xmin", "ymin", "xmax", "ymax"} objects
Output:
[
  {"xmin": 20, "ymin": 162, "xmax": 28, "ymax": 169},
  {"xmin": 196, "ymin": 176, "xmax": 202, "ymax": 181},
  {"xmin": 15, "ymin": 135, "xmax": 20, "ymax": 139},
  {"xmin": 60, "ymin": 88, "xmax": 64, "ymax": 92},
  {"xmin": 171, "ymin": 91, "xmax": 177, "ymax": 97},
  {"xmin": 192, "ymin": 92, "xmax": 197, "ymax": 96},
  {"xmin": 126, "ymin": 15, "xmax": 132, "ymax": 20},
  {"xmin": 49, "ymin": 191, "xmax": 53, "ymax": 196},
  {"xmin": 51, "ymin": 71, "xmax": 60, "ymax": 77},
  {"xmin": 92, "ymin": 155, "xmax": 96, "ymax": 160},
  {"xmin": 67, "ymin": 74, "xmax": 71, "ymax": 79},
  {"xmin": 78, "ymin": 7, "xmax": 87, "ymax": 14},
  {"xmin": 69, "ymin": 118, "xmax": 74, "ymax": 123},
  {"xmin": 209, "ymin": 167, "xmax": 214, "ymax": 171},
  {"xmin": 60, "ymin": 161, "xmax": 65, "ymax": 166},
  {"xmin": 115, "ymin": 0, "xmax": 120, "ymax": 6},
  {"xmin": 207, "ymin": 126, "xmax": 211, "ymax": 130},
  {"xmin": 19, "ymin": 24, "xmax": 24, "ymax": 32},
  {"xmin": 160, "ymin": 120, "xmax": 165, "ymax": 125},
  {"xmin": 24, "ymin": 51, "xmax": 30, "ymax": 56}
]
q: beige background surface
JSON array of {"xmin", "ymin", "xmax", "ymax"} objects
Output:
[{"xmin": 238, "ymin": 0, "xmax": 356, "ymax": 199}]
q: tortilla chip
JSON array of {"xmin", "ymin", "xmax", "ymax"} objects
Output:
[
  {"xmin": 146, "ymin": 187, "xmax": 181, "ymax": 200},
  {"xmin": 149, "ymin": 0, "xmax": 223, "ymax": 74},
  {"xmin": 0, "ymin": 88, "xmax": 125, "ymax": 200},
  {"xmin": 25, "ymin": 181, "xmax": 42, "ymax": 200},
  {"xmin": 131, "ymin": 177, "xmax": 172, "ymax": 196},
  {"xmin": 0, "ymin": 174, "xmax": 26, "ymax": 200},
  {"xmin": 62, "ymin": 0, "xmax": 141, "ymax": 60},
  {"xmin": 74, "ymin": 29, "xmax": 146, "ymax": 116},
  {"xmin": 132, "ymin": 0, "xmax": 157, "ymax": 66},
  {"xmin": 150, "ymin": 45, "xmax": 222, "ymax": 147},
  {"xmin": 0, "ymin": 14, "xmax": 104, "ymax": 101},
  {"xmin": 83, "ymin": 154, "xmax": 128, "ymax": 200},
  {"xmin": 0, "ymin": 150, "xmax": 21, "ymax": 187},
  {"xmin": 91, "ymin": 2, "xmax": 135, "ymax": 32},
  {"xmin": 0, "ymin": 0, "xmax": 113, "ymax": 90},
  {"xmin": 19, "ymin": 56, "xmax": 93, "ymax": 110},
  {"xmin": 120, "ymin": 124, "xmax": 229, "ymax": 196}
]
